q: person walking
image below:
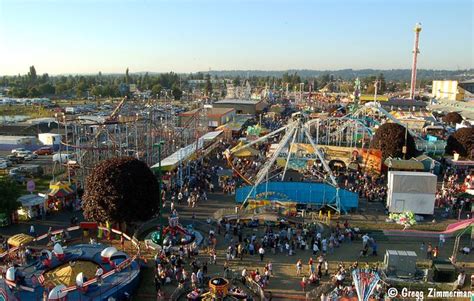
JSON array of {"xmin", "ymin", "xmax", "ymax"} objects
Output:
[
  {"xmin": 312, "ymin": 241, "xmax": 319, "ymax": 255},
  {"xmin": 29, "ymin": 225, "xmax": 36, "ymax": 237},
  {"xmin": 439, "ymin": 234, "xmax": 445, "ymax": 248},
  {"xmin": 427, "ymin": 243, "xmax": 433, "ymax": 259},
  {"xmin": 258, "ymin": 246, "xmax": 265, "ymax": 262},
  {"xmin": 296, "ymin": 259, "xmax": 303, "ymax": 276},
  {"xmin": 241, "ymin": 268, "xmax": 247, "ymax": 285}
]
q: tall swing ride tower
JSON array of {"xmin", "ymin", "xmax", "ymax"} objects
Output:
[{"xmin": 409, "ymin": 23, "xmax": 422, "ymax": 100}]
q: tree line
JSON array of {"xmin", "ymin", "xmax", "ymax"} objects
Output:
[
  {"xmin": 1, "ymin": 66, "xmax": 422, "ymax": 99},
  {"xmin": 0, "ymin": 66, "xmax": 184, "ymax": 99}
]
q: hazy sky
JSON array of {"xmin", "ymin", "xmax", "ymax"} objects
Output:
[{"xmin": 0, "ymin": 0, "xmax": 472, "ymax": 75}]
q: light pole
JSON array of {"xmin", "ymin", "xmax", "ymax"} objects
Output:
[
  {"xmin": 54, "ymin": 113, "xmax": 62, "ymax": 181},
  {"xmin": 153, "ymin": 141, "xmax": 164, "ymax": 209}
]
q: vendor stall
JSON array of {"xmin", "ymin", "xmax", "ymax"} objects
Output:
[
  {"xmin": 47, "ymin": 181, "xmax": 76, "ymax": 212},
  {"xmin": 7, "ymin": 234, "xmax": 34, "ymax": 247},
  {"xmin": 17, "ymin": 194, "xmax": 46, "ymax": 220}
]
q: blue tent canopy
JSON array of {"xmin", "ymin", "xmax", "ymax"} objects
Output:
[{"xmin": 236, "ymin": 182, "xmax": 358, "ymax": 212}]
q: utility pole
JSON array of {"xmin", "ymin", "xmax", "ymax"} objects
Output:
[
  {"xmin": 153, "ymin": 141, "xmax": 164, "ymax": 209},
  {"xmin": 374, "ymin": 80, "xmax": 379, "ymax": 105}
]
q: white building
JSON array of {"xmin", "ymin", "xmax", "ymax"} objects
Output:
[
  {"xmin": 387, "ymin": 171, "xmax": 437, "ymax": 215},
  {"xmin": 432, "ymin": 80, "xmax": 474, "ymax": 101},
  {"xmin": 38, "ymin": 133, "xmax": 62, "ymax": 146}
]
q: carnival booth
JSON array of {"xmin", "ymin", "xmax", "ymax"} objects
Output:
[
  {"xmin": 7, "ymin": 234, "xmax": 34, "ymax": 247},
  {"xmin": 47, "ymin": 181, "xmax": 76, "ymax": 212},
  {"xmin": 17, "ymin": 194, "xmax": 46, "ymax": 220}
]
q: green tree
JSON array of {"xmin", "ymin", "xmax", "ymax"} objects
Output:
[
  {"xmin": 125, "ymin": 68, "xmax": 130, "ymax": 84},
  {"xmin": 27, "ymin": 87, "xmax": 40, "ymax": 97},
  {"xmin": 28, "ymin": 65, "xmax": 37, "ymax": 82},
  {"xmin": 151, "ymin": 84, "xmax": 162, "ymax": 98},
  {"xmin": 378, "ymin": 73, "xmax": 386, "ymax": 94},
  {"xmin": 55, "ymin": 83, "xmax": 68, "ymax": 96},
  {"xmin": 76, "ymin": 81, "xmax": 87, "ymax": 98},
  {"xmin": 38, "ymin": 83, "xmax": 55, "ymax": 95},
  {"xmin": 91, "ymin": 85, "xmax": 103, "ymax": 97},
  {"xmin": 8, "ymin": 87, "xmax": 27, "ymax": 98},
  {"xmin": 0, "ymin": 178, "xmax": 21, "ymax": 218},
  {"xmin": 204, "ymin": 74, "xmax": 213, "ymax": 96},
  {"xmin": 172, "ymin": 85, "xmax": 183, "ymax": 100},
  {"xmin": 142, "ymin": 72, "xmax": 150, "ymax": 90},
  {"xmin": 232, "ymin": 76, "xmax": 241, "ymax": 86}
]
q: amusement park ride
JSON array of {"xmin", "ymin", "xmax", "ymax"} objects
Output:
[
  {"xmin": 55, "ymin": 97, "xmax": 208, "ymax": 186},
  {"xmin": 226, "ymin": 112, "xmax": 344, "ymax": 213}
]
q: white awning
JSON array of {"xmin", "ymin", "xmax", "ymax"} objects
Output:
[
  {"xmin": 200, "ymin": 130, "xmax": 223, "ymax": 141},
  {"xmin": 151, "ymin": 130, "xmax": 222, "ymax": 169}
]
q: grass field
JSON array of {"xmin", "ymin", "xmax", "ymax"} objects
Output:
[{"xmin": 0, "ymin": 105, "xmax": 54, "ymax": 118}]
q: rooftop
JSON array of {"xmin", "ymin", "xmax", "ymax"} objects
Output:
[
  {"xmin": 214, "ymin": 99, "xmax": 263, "ymax": 105},
  {"xmin": 179, "ymin": 107, "xmax": 235, "ymax": 117},
  {"xmin": 384, "ymin": 98, "xmax": 428, "ymax": 107}
]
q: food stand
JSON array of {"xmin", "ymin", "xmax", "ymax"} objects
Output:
[
  {"xmin": 47, "ymin": 181, "xmax": 76, "ymax": 212},
  {"xmin": 17, "ymin": 194, "xmax": 46, "ymax": 220}
]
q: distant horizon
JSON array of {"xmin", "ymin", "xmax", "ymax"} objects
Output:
[
  {"xmin": 2, "ymin": 67, "xmax": 473, "ymax": 77},
  {"xmin": 1, "ymin": 0, "xmax": 472, "ymax": 74}
]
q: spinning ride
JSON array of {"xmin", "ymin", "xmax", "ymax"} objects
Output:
[
  {"xmin": 162, "ymin": 213, "xmax": 196, "ymax": 246},
  {"xmin": 226, "ymin": 113, "xmax": 344, "ymax": 213},
  {"xmin": 0, "ymin": 225, "xmax": 140, "ymax": 300}
]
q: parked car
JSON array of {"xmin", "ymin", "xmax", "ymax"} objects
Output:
[
  {"xmin": 0, "ymin": 158, "xmax": 12, "ymax": 167},
  {"xmin": 7, "ymin": 155, "xmax": 25, "ymax": 164},
  {"xmin": 24, "ymin": 153, "xmax": 38, "ymax": 160},
  {"xmin": 34, "ymin": 146, "xmax": 54, "ymax": 155},
  {"xmin": 9, "ymin": 173, "xmax": 26, "ymax": 184},
  {"xmin": 15, "ymin": 150, "xmax": 32, "ymax": 158},
  {"xmin": 11, "ymin": 148, "xmax": 26, "ymax": 154},
  {"xmin": 17, "ymin": 164, "xmax": 43, "ymax": 177},
  {"xmin": 9, "ymin": 167, "xmax": 20, "ymax": 176},
  {"xmin": 0, "ymin": 161, "xmax": 7, "ymax": 169},
  {"xmin": 53, "ymin": 153, "xmax": 73, "ymax": 163}
]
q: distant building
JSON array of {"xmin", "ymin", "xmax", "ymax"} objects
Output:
[
  {"xmin": 213, "ymin": 99, "xmax": 268, "ymax": 115},
  {"xmin": 432, "ymin": 80, "xmax": 474, "ymax": 101},
  {"xmin": 178, "ymin": 107, "xmax": 236, "ymax": 128},
  {"xmin": 382, "ymin": 98, "xmax": 428, "ymax": 111},
  {"xmin": 358, "ymin": 94, "xmax": 389, "ymax": 102},
  {"xmin": 0, "ymin": 135, "xmax": 38, "ymax": 151}
]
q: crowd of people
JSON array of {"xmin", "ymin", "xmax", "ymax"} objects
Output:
[{"xmin": 436, "ymin": 167, "xmax": 472, "ymax": 218}]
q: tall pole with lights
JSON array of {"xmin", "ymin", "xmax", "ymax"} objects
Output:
[{"xmin": 409, "ymin": 23, "xmax": 422, "ymax": 100}]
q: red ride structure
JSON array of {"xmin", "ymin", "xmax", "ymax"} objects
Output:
[{"xmin": 409, "ymin": 23, "xmax": 422, "ymax": 100}]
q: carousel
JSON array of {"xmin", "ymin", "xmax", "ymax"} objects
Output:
[{"xmin": 0, "ymin": 225, "xmax": 141, "ymax": 300}]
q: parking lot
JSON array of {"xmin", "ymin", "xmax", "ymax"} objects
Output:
[{"xmin": 0, "ymin": 149, "xmax": 56, "ymax": 189}]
